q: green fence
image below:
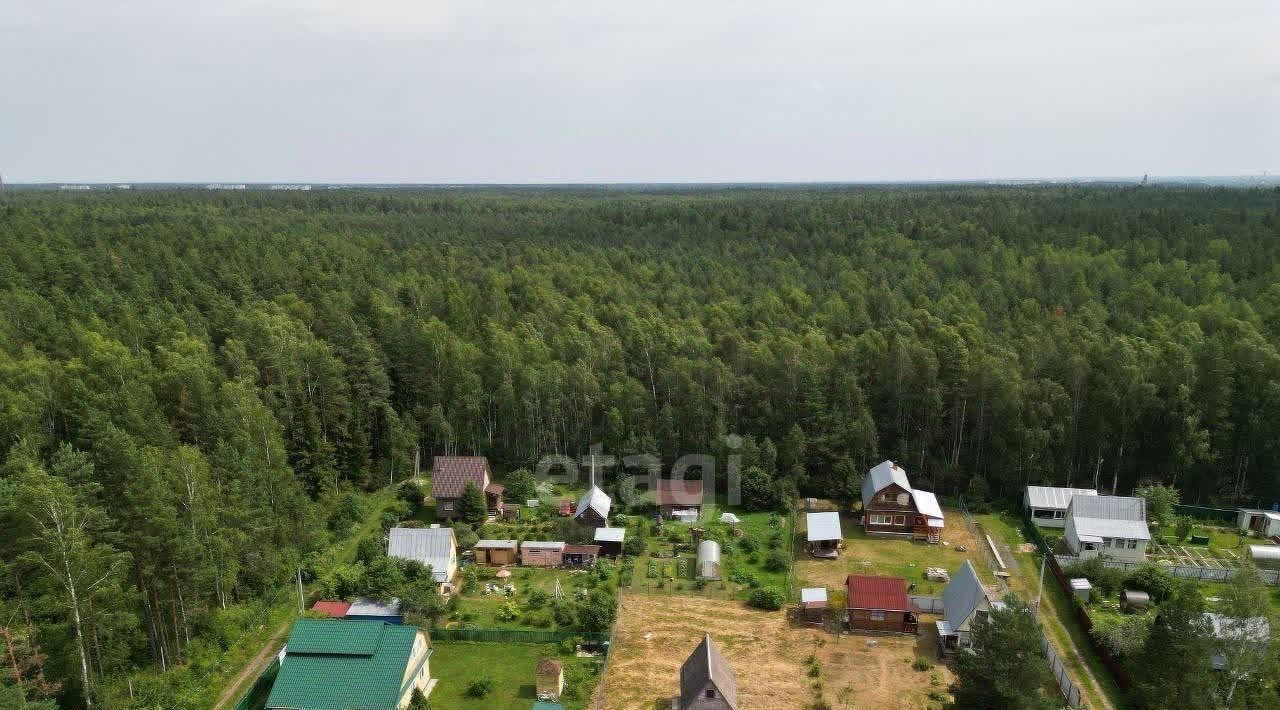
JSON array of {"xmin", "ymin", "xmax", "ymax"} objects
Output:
[
  {"xmin": 1174, "ymin": 504, "xmax": 1238, "ymax": 524},
  {"xmin": 429, "ymin": 627, "xmax": 610, "ymax": 644},
  {"xmin": 232, "ymin": 657, "xmax": 280, "ymax": 710}
]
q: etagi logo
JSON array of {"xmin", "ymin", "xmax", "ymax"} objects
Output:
[{"xmin": 531, "ymin": 435, "xmax": 747, "ymax": 509}]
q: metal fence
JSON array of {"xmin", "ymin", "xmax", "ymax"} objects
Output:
[
  {"xmin": 909, "ymin": 595, "xmax": 944, "ymax": 614},
  {"xmin": 1053, "ymin": 554, "xmax": 1280, "ymax": 585},
  {"xmin": 1174, "ymin": 504, "xmax": 1238, "ymax": 524},
  {"xmin": 429, "ymin": 627, "xmax": 610, "ymax": 644}
]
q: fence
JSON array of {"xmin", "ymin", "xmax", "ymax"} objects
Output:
[
  {"xmin": 232, "ymin": 656, "xmax": 280, "ymax": 710},
  {"xmin": 429, "ymin": 627, "xmax": 611, "ymax": 644},
  {"xmin": 909, "ymin": 595, "xmax": 944, "ymax": 614},
  {"xmin": 1053, "ymin": 553, "xmax": 1280, "ymax": 585},
  {"xmin": 592, "ymin": 589, "xmax": 626, "ymax": 710},
  {"xmin": 1174, "ymin": 504, "xmax": 1238, "ymax": 524},
  {"xmin": 959, "ymin": 500, "xmax": 1083, "ymax": 708}
]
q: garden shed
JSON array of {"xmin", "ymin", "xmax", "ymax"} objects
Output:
[
  {"xmin": 595, "ymin": 527, "xmax": 625, "ymax": 556},
  {"xmin": 522, "ymin": 541, "xmax": 566, "ymax": 567},
  {"xmin": 1249, "ymin": 544, "xmax": 1280, "ymax": 570},
  {"xmin": 800, "ymin": 587, "xmax": 828, "ymax": 624},
  {"xmin": 563, "ymin": 544, "xmax": 600, "ymax": 567},
  {"xmin": 1121, "ymin": 589, "xmax": 1150, "ymax": 613},
  {"xmin": 697, "ymin": 540, "xmax": 722, "ymax": 580},
  {"xmin": 805, "ymin": 511, "xmax": 843, "ymax": 558},
  {"xmin": 345, "ymin": 597, "xmax": 403, "ymax": 625},
  {"xmin": 474, "ymin": 539, "xmax": 518, "ymax": 566},
  {"xmin": 1069, "ymin": 578, "xmax": 1092, "ymax": 604},
  {"xmin": 536, "ymin": 658, "xmax": 564, "ymax": 700}
]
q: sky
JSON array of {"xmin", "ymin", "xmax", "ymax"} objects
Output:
[{"xmin": 1, "ymin": 0, "xmax": 1277, "ymax": 183}]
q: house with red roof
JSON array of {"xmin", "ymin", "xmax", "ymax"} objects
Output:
[
  {"xmin": 311, "ymin": 600, "xmax": 352, "ymax": 618},
  {"xmin": 845, "ymin": 575, "xmax": 918, "ymax": 634},
  {"xmin": 429, "ymin": 456, "xmax": 503, "ymax": 520},
  {"xmin": 655, "ymin": 479, "xmax": 705, "ymax": 520}
]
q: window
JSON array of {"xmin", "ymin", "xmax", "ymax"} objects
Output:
[
  {"xmin": 1053, "ymin": 510, "xmax": 1066, "ymax": 519},
  {"xmin": 870, "ymin": 610, "xmax": 886, "ymax": 621},
  {"xmin": 974, "ymin": 610, "xmax": 988, "ymax": 625},
  {"xmin": 1033, "ymin": 509, "xmax": 1055, "ymax": 519},
  {"xmin": 896, "ymin": 493, "xmax": 911, "ymax": 506},
  {"xmin": 706, "ymin": 689, "xmax": 716, "ymax": 699},
  {"xmin": 870, "ymin": 514, "xmax": 892, "ymax": 525},
  {"xmin": 1102, "ymin": 538, "xmax": 1111, "ymax": 548},
  {"xmin": 1127, "ymin": 539, "xmax": 1138, "ymax": 549},
  {"xmin": 894, "ymin": 515, "xmax": 906, "ymax": 526},
  {"xmin": 441, "ymin": 501, "xmax": 454, "ymax": 511}
]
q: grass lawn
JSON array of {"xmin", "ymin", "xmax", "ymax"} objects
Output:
[
  {"xmin": 428, "ymin": 641, "xmax": 603, "ymax": 710},
  {"xmin": 447, "ymin": 564, "xmax": 616, "ymax": 630}
]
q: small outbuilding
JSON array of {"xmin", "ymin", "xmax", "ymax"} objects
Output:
[
  {"xmin": 563, "ymin": 544, "xmax": 601, "ymax": 567},
  {"xmin": 806, "ymin": 511, "xmax": 843, "ymax": 558},
  {"xmin": 845, "ymin": 575, "xmax": 917, "ymax": 634},
  {"xmin": 697, "ymin": 540, "xmax": 722, "ymax": 580},
  {"xmin": 536, "ymin": 658, "xmax": 565, "ymax": 700},
  {"xmin": 345, "ymin": 597, "xmax": 403, "ymax": 625},
  {"xmin": 1069, "ymin": 578, "xmax": 1092, "ymax": 605},
  {"xmin": 800, "ymin": 587, "xmax": 828, "ymax": 624},
  {"xmin": 522, "ymin": 541, "xmax": 566, "ymax": 567},
  {"xmin": 1248, "ymin": 544, "xmax": 1280, "ymax": 570},
  {"xmin": 1121, "ymin": 589, "xmax": 1151, "ymax": 613},
  {"xmin": 474, "ymin": 539, "xmax": 518, "ymax": 566},
  {"xmin": 595, "ymin": 527, "xmax": 626, "ymax": 556},
  {"xmin": 1238, "ymin": 508, "xmax": 1280, "ymax": 538},
  {"xmin": 575, "ymin": 484, "xmax": 612, "ymax": 527}
]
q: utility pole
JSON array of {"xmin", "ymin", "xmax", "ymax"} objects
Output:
[
  {"xmin": 1035, "ymin": 553, "xmax": 1047, "ymax": 615},
  {"xmin": 296, "ymin": 568, "xmax": 304, "ymax": 613}
]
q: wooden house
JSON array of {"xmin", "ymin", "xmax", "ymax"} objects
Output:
[
  {"xmin": 656, "ymin": 479, "xmax": 705, "ymax": 520},
  {"xmin": 678, "ymin": 634, "xmax": 738, "ymax": 710},
  {"xmin": 536, "ymin": 658, "xmax": 565, "ymax": 700},
  {"xmin": 562, "ymin": 544, "xmax": 600, "ymax": 567},
  {"xmin": 575, "ymin": 486, "xmax": 611, "ymax": 527},
  {"xmin": 474, "ymin": 539, "xmax": 518, "ymax": 566},
  {"xmin": 521, "ymin": 541, "xmax": 566, "ymax": 567},
  {"xmin": 805, "ymin": 512, "xmax": 842, "ymax": 558},
  {"xmin": 845, "ymin": 575, "xmax": 917, "ymax": 634},
  {"xmin": 860, "ymin": 460, "xmax": 944, "ymax": 542},
  {"xmin": 429, "ymin": 456, "xmax": 503, "ymax": 520},
  {"xmin": 800, "ymin": 587, "xmax": 828, "ymax": 624},
  {"xmin": 594, "ymin": 527, "xmax": 625, "ymax": 556}
]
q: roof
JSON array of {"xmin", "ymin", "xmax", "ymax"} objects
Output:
[
  {"xmin": 575, "ymin": 486, "xmax": 612, "ymax": 520},
  {"xmin": 265, "ymin": 619, "xmax": 423, "ymax": 710},
  {"xmin": 862, "ymin": 460, "xmax": 912, "ymax": 503},
  {"xmin": 1026, "ymin": 486, "xmax": 1099, "ymax": 509},
  {"xmin": 912, "ymin": 490, "xmax": 944, "ymax": 520},
  {"xmin": 475, "ymin": 539, "xmax": 518, "ymax": 549},
  {"xmin": 1239, "ymin": 508, "xmax": 1280, "ymax": 521},
  {"xmin": 522, "ymin": 541, "xmax": 566, "ymax": 550},
  {"xmin": 485, "ymin": 482, "xmax": 505, "ymax": 495},
  {"xmin": 429, "ymin": 455, "xmax": 490, "ymax": 499},
  {"xmin": 655, "ymin": 479, "xmax": 704, "ymax": 506},
  {"xmin": 845, "ymin": 575, "xmax": 911, "ymax": 612},
  {"xmin": 719, "ymin": 512, "xmax": 741, "ymax": 524},
  {"xmin": 942, "ymin": 560, "xmax": 991, "ymax": 629},
  {"xmin": 800, "ymin": 587, "xmax": 829, "ymax": 604},
  {"xmin": 311, "ymin": 600, "xmax": 352, "ymax": 618},
  {"xmin": 347, "ymin": 597, "xmax": 401, "ymax": 618},
  {"xmin": 387, "ymin": 527, "xmax": 456, "ymax": 582},
  {"xmin": 1068, "ymin": 495, "xmax": 1150, "ymax": 541},
  {"xmin": 536, "ymin": 658, "xmax": 564, "ymax": 675},
  {"xmin": 1250, "ymin": 545, "xmax": 1280, "ymax": 561},
  {"xmin": 697, "ymin": 540, "xmax": 721, "ymax": 564},
  {"xmin": 1205, "ymin": 612, "xmax": 1270, "ymax": 641},
  {"xmin": 595, "ymin": 527, "xmax": 626, "ymax": 543},
  {"xmin": 679, "ymin": 634, "xmax": 739, "ymax": 710},
  {"xmin": 806, "ymin": 512, "xmax": 843, "ymax": 542},
  {"xmin": 563, "ymin": 544, "xmax": 601, "ymax": 555}
]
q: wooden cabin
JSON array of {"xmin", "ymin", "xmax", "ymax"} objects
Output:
[
  {"xmin": 656, "ymin": 479, "xmax": 705, "ymax": 520},
  {"xmin": 474, "ymin": 539, "xmax": 518, "ymax": 566},
  {"xmin": 521, "ymin": 541, "xmax": 566, "ymax": 567},
  {"xmin": 678, "ymin": 634, "xmax": 738, "ymax": 710},
  {"xmin": 562, "ymin": 544, "xmax": 600, "ymax": 567},
  {"xmin": 800, "ymin": 588, "xmax": 828, "ymax": 624},
  {"xmin": 861, "ymin": 460, "xmax": 944, "ymax": 543},
  {"xmin": 595, "ymin": 527, "xmax": 625, "ymax": 556},
  {"xmin": 536, "ymin": 658, "xmax": 564, "ymax": 700},
  {"xmin": 430, "ymin": 456, "xmax": 503, "ymax": 520},
  {"xmin": 845, "ymin": 575, "xmax": 917, "ymax": 634}
]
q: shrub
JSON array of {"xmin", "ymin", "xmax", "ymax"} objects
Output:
[
  {"xmin": 739, "ymin": 536, "xmax": 758, "ymax": 554},
  {"xmin": 1125, "ymin": 563, "xmax": 1174, "ymax": 602},
  {"xmin": 764, "ymin": 548, "xmax": 789, "ymax": 572},
  {"xmin": 465, "ymin": 678, "xmax": 493, "ymax": 698},
  {"xmin": 327, "ymin": 493, "xmax": 363, "ymax": 533},
  {"xmin": 1062, "ymin": 558, "xmax": 1126, "ymax": 596},
  {"xmin": 747, "ymin": 587, "xmax": 785, "ymax": 610},
  {"xmin": 527, "ymin": 588, "xmax": 549, "ymax": 610},
  {"xmin": 912, "ymin": 657, "xmax": 932, "ymax": 671},
  {"xmin": 807, "ymin": 663, "xmax": 821, "ymax": 678},
  {"xmin": 729, "ymin": 570, "xmax": 760, "ymax": 588}
]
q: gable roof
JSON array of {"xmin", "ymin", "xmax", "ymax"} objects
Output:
[
  {"xmin": 536, "ymin": 658, "xmax": 564, "ymax": 676},
  {"xmin": 1026, "ymin": 486, "xmax": 1098, "ymax": 509},
  {"xmin": 563, "ymin": 544, "xmax": 601, "ymax": 555},
  {"xmin": 862, "ymin": 460, "xmax": 912, "ymax": 503},
  {"xmin": 521, "ymin": 541, "xmax": 566, "ymax": 550},
  {"xmin": 912, "ymin": 490, "xmax": 944, "ymax": 520},
  {"xmin": 475, "ymin": 539, "xmax": 518, "ymax": 550},
  {"xmin": 595, "ymin": 527, "xmax": 626, "ymax": 543},
  {"xmin": 942, "ymin": 560, "xmax": 991, "ymax": 630},
  {"xmin": 806, "ymin": 512, "xmax": 843, "ymax": 542},
  {"xmin": 387, "ymin": 527, "xmax": 456, "ymax": 582},
  {"xmin": 1068, "ymin": 495, "xmax": 1151, "ymax": 541},
  {"xmin": 845, "ymin": 575, "xmax": 911, "ymax": 612},
  {"xmin": 311, "ymin": 600, "xmax": 351, "ymax": 618},
  {"xmin": 655, "ymin": 479, "xmax": 705, "ymax": 506},
  {"xmin": 575, "ymin": 486, "xmax": 612, "ymax": 520},
  {"xmin": 679, "ymin": 634, "xmax": 738, "ymax": 710},
  {"xmin": 347, "ymin": 597, "xmax": 401, "ymax": 618},
  {"xmin": 265, "ymin": 619, "xmax": 423, "ymax": 710},
  {"xmin": 430, "ymin": 455, "xmax": 490, "ymax": 499}
]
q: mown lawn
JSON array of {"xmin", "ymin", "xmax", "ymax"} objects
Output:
[{"xmin": 428, "ymin": 641, "xmax": 603, "ymax": 710}]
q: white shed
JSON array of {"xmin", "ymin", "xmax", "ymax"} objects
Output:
[
  {"xmin": 1238, "ymin": 509, "xmax": 1280, "ymax": 538},
  {"xmin": 697, "ymin": 540, "xmax": 722, "ymax": 580}
]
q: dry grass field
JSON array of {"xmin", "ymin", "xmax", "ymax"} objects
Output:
[{"xmin": 603, "ymin": 593, "xmax": 951, "ymax": 710}]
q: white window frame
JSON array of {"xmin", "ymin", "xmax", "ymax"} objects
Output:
[
  {"xmin": 1127, "ymin": 539, "xmax": 1137, "ymax": 549},
  {"xmin": 1053, "ymin": 510, "xmax": 1066, "ymax": 519},
  {"xmin": 870, "ymin": 610, "xmax": 886, "ymax": 621},
  {"xmin": 893, "ymin": 515, "xmax": 906, "ymax": 526}
]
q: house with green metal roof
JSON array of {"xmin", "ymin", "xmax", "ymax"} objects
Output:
[{"xmin": 265, "ymin": 619, "xmax": 435, "ymax": 710}]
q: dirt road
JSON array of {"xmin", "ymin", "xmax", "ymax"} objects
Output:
[{"xmin": 212, "ymin": 622, "xmax": 289, "ymax": 710}]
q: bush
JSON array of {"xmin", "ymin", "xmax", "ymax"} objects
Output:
[
  {"xmin": 527, "ymin": 588, "xmax": 549, "ymax": 610},
  {"xmin": 1125, "ymin": 563, "xmax": 1174, "ymax": 602},
  {"xmin": 764, "ymin": 548, "xmax": 789, "ymax": 573},
  {"xmin": 912, "ymin": 657, "xmax": 932, "ymax": 671},
  {"xmin": 747, "ymin": 587, "xmax": 785, "ymax": 610},
  {"xmin": 465, "ymin": 678, "xmax": 493, "ymax": 698},
  {"xmin": 624, "ymin": 533, "xmax": 646, "ymax": 556},
  {"xmin": 327, "ymin": 493, "xmax": 363, "ymax": 533},
  {"xmin": 1062, "ymin": 558, "xmax": 1126, "ymax": 597},
  {"xmin": 729, "ymin": 570, "xmax": 760, "ymax": 588},
  {"xmin": 739, "ymin": 536, "xmax": 758, "ymax": 554}
]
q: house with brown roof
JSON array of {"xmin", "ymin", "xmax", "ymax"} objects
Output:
[
  {"xmin": 656, "ymin": 479, "xmax": 705, "ymax": 520},
  {"xmin": 860, "ymin": 460, "xmax": 945, "ymax": 543},
  {"xmin": 678, "ymin": 634, "xmax": 738, "ymax": 710},
  {"xmin": 845, "ymin": 575, "xmax": 918, "ymax": 634},
  {"xmin": 429, "ymin": 456, "xmax": 503, "ymax": 520}
]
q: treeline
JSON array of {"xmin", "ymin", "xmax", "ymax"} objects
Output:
[{"xmin": 1, "ymin": 186, "xmax": 1278, "ymax": 704}]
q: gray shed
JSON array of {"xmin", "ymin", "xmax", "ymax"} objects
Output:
[
  {"xmin": 1248, "ymin": 545, "xmax": 1280, "ymax": 571},
  {"xmin": 1069, "ymin": 578, "xmax": 1092, "ymax": 604},
  {"xmin": 697, "ymin": 540, "xmax": 722, "ymax": 580},
  {"xmin": 1121, "ymin": 589, "xmax": 1150, "ymax": 613}
]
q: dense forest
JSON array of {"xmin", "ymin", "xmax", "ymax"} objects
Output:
[{"xmin": 1, "ymin": 186, "xmax": 1278, "ymax": 705}]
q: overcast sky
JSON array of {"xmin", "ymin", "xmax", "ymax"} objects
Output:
[{"xmin": 1, "ymin": 0, "xmax": 1276, "ymax": 183}]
